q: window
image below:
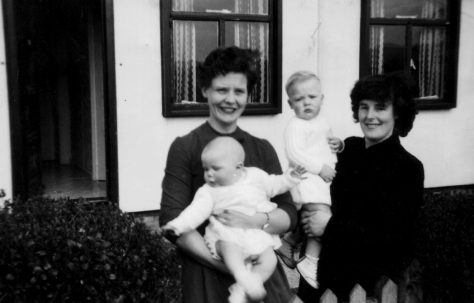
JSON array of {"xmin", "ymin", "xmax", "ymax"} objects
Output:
[
  {"xmin": 360, "ymin": 0, "xmax": 461, "ymax": 109},
  {"xmin": 160, "ymin": 0, "xmax": 282, "ymax": 117}
]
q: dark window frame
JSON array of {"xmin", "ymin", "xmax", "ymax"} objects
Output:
[
  {"xmin": 160, "ymin": 0, "xmax": 282, "ymax": 117},
  {"xmin": 360, "ymin": 0, "xmax": 461, "ymax": 110}
]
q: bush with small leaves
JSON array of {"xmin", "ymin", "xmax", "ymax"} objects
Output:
[
  {"xmin": 0, "ymin": 197, "xmax": 181, "ymax": 302},
  {"xmin": 416, "ymin": 189, "xmax": 474, "ymax": 303}
]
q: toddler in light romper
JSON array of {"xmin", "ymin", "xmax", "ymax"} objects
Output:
[
  {"xmin": 162, "ymin": 136, "xmax": 305, "ymax": 303},
  {"xmin": 279, "ymin": 71, "xmax": 343, "ymax": 288}
]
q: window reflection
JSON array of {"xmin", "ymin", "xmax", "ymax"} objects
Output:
[{"xmin": 369, "ymin": 26, "xmax": 405, "ymax": 75}]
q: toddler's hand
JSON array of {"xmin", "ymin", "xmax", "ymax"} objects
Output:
[
  {"xmin": 289, "ymin": 165, "xmax": 307, "ymax": 180},
  {"xmin": 319, "ymin": 164, "xmax": 336, "ymax": 182},
  {"xmin": 328, "ymin": 136, "xmax": 343, "ymax": 153}
]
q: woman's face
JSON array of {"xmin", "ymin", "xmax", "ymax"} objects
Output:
[
  {"xmin": 358, "ymin": 99, "xmax": 395, "ymax": 147},
  {"xmin": 202, "ymin": 72, "xmax": 249, "ymax": 133}
]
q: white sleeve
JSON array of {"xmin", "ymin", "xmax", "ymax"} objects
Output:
[
  {"xmin": 285, "ymin": 119, "xmax": 325, "ymax": 175},
  {"xmin": 254, "ymin": 168, "xmax": 299, "ymax": 198},
  {"xmin": 166, "ymin": 186, "xmax": 214, "ymax": 234}
]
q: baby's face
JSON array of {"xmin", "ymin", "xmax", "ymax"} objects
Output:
[
  {"xmin": 202, "ymin": 151, "xmax": 240, "ymax": 187},
  {"xmin": 288, "ymin": 78, "xmax": 324, "ymax": 121}
]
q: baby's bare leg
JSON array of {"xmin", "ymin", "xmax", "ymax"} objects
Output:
[
  {"xmin": 216, "ymin": 240, "xmax": 266, "ymax": 301},
  {"xmin": 216, "ymin": 240, "xmax": 248, "ymax": 275},
  {"xmin": 249, "ymin": 247, "xmax": 278, "ymax": 282}
]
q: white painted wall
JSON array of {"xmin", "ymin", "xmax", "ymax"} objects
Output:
[
  {"xmin": 113, "ymin": 0, "xmax": 474, "ymax": 212},
  {"xmin": 0, "ymin": 0, "xmax": 13, "ymax": 206},
  {"xmin": 0, "ymin": 1, "xmax": 471, "ymax": 211}
]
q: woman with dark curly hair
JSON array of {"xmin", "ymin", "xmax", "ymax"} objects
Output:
[
  {"xmin": 160, "ymin": 46, "xmax": 300, "ymax": 303},
  {"xmin": 297, "ymin": 72, "xmax": 425, "ymax": 302}
]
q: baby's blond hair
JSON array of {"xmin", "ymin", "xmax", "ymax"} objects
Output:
[
  {"xmin": 285, "ymin": 71, "xmax": 321, "ymax": 96},
  {"xmin": 202, "ymin": 136, "xmax": 245, "ymax": 164}
]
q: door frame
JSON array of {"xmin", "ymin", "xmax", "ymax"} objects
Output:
[{"xmin": 2, "ymin": 0, "xmax": 119, "ymax": 203}]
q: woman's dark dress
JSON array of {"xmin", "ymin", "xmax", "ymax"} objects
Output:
[
  {"xmin": 298, "ymin": 135, "xmax": 424, "ymax": 302},
  {"xmin": 160, "ymin": 122, "xmax": 298, "ymax": 303}
]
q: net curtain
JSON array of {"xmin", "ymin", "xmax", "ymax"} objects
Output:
[
  {"xmin": 172, "ymin": 0, "xmax": 197, "ymax": 103},
  {"xmin": 419, "ymin": 1, "xmax": 445, "ymax": 98},
  {"xmin": 369, "ymin": 0, "xmax": 385, "ymax": 75}
]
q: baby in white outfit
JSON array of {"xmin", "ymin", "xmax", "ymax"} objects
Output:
[{"xmin": 162, "ymin": 136, "xmax": 305, "ymax": 303}]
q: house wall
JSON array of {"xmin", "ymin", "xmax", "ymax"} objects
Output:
[
  {"xmin": 0, "ymin": 0, "xmax": 13, "ymax": 205},
  {"xmin": 0, "ymin": 1, "xmax": 473, "ymax": 211},
  {"xmin": 113, "ymin": 0, "xmax": 474, "ymax": 212}
]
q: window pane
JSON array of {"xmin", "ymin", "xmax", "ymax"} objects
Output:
[
  {"xmin": 225, "ymin": 22, "xmax": 269, "ymax": 104},
  {"xmin": 411, "ymin": 26, "xmax": 446, "ymax": 100},
  {"xmin": 172, "ymin": 21, "xmax": 218, "ymax": 104},
  {"xmin": 369, "ymin": 26, "xmax": 405, "ymax": 75},
  {"xmin": 370, "ymin": 0, "xmax": 447, "ymax": 19},
  {"xmin": 172, "ymin": 0, "xmax": 268, "ymax": 15}
]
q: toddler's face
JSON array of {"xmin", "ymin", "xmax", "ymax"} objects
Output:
[
  {"xmin": 288, "ymin": 78, "xmax": 324, "ymax": 121},
  {"xmin": 202, "ymin": 151, "xmax": 240, "ymax": 187}
]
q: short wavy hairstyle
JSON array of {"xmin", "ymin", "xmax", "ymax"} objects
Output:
[
  {"xmin": 350, "ymin": 72, "xmax": 418, "ymax": 137},
  {"xmin": 197, "ymin": 46, "xmax": 260, "ymax": 92}
]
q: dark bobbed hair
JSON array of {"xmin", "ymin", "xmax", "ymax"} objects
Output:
[
  {"xmin": 350, "ymin": 72, "xmax": 418, "ymax": 137},
  {"xmin": 197, "ymin": 46, "xmax": 260, "ymax": 92}
]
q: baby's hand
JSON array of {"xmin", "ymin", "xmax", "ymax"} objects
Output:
[
  {"xmin": 319, "ymin": 164, "xmax": 336, "ymax": 182},
  {"xmin": 289, "ymin": 165, "xmax": 307, "ymax": 180},
  {"xmin": 161, "ymin": 224, "xmax": 180, "ymax": 239},
  {"xmin": 328, "ymin": 136, "xmax": 343, "ymax": 153}
]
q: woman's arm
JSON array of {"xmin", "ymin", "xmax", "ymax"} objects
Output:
[
  {"xmin": 215, "ymin": 205, "xmax": 291, "ymax": 235},
  {"xmin": 260, "ymin": 139, "xmax": 298, "ymax": 233},
  {"xmin": 300, "ymin": 137, "xmax": 356, "ymax": 237},
  {"xmin": 377, "ymin": 159, "xmax": 424, "ymax": 252},
  {"xmin": 176, "ymin": 230, "xmax": 229, "ymax": 274},
  {"xmin": 160, "ymin": 138, "xmax": 194, "ymax": 227}
]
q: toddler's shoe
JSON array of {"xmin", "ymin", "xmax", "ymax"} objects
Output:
[
  {"xmin": 275, "ymin": 238, "xmax": 297, "ymax": 269},
  {"xmin": 234, "ymin": 270, "xmax": 266, "ymax": 302},
  {"xmin": 296, "ymin": 256, "xmax": 319, "ymax": 289}
]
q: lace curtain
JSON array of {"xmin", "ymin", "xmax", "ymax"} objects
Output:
[
  {"xmin": 418, "ymin": 2, "xmax": 445, "ymax": 98},
  {"xmin": 370, "ymin": 0, "xmax": 385, "ymax": 75},
  {"xmin": 172, "ymin": 0, "xmax": 268, "ymax": 104},
  {"xmin": 172, "ymin": 0, "xmax": 197, "ymax": 103}
]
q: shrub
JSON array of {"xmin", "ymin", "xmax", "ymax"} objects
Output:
[
  {"xmin": 0, "ymin": 197, "xmax": 181, "ymax": 302},
  {"xmin": 416, "ymin": 189, "xmax": 474, "ymax": 303}
]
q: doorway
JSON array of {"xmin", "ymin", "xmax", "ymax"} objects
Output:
[{"xmin": 3, "ymin": 0, "xmax": 117, "ymax": 201}]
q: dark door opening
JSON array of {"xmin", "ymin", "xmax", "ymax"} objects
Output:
[{"xmin": 3, "ymin": 0, "xmax": 117, "ymax": 201}]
